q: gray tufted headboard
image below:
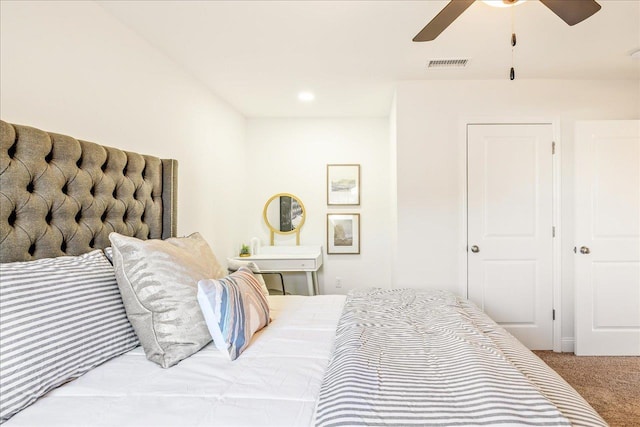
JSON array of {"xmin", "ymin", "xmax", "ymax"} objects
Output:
[{"xmin": 0, "ymin": 120, "xmax": 177, "ymax": 263}]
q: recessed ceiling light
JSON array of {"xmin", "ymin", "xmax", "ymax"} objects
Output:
[{"xmin": 298, "ymin": 91, "xmax": 315, "ymax": 102}]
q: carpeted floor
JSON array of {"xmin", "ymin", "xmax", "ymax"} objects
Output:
[{"xmin": 534, "ymin": 351, "xmax": 640, "ymax": 427}]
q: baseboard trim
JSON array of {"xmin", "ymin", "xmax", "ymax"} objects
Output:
[{"xmin": 561, "ymin": 338, "xmax": 575, "ymax": 353}]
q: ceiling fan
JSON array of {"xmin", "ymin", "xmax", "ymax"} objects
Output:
[{"xmin": 413, "ymin": 0, "xmax": 601, "ymax": 42}]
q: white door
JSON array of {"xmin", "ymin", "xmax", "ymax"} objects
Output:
[
  {"xmin": 467, "ymin": 124, "xmax": 554, "ymax": 349},
  {"xmin": 575, "ymin": 120, "xmax": 640, "ymax": 356}
]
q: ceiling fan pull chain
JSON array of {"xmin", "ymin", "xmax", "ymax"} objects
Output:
[
  {"xmin": 510, "ymin": 32, "xmax": 516, "ymax": 80},
  {"xmin": 510, "ymin": 6, "xmax": 516, "ymax": 80}
]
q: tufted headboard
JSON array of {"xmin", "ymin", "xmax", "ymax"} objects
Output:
[{"xmin": 0, "ymin": 120, "xmax": 177, "ymax": 263}]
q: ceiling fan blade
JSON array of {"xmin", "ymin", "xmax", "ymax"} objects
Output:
[
  {"xmin": 539, "ymin": 0, "xmax": 601, "ymax": 26},
  {"xmin": 413, "ymin": 0, "xmax": 475, "ymax": 42}
]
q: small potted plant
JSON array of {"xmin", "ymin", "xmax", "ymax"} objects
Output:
[{"xmin": 239, "ymin": 244, "xmax": 251, "ymax": 257}]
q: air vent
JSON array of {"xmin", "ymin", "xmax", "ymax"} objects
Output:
[{"xmin": 427, "ymin": 59, "xmax": 469, "ymax": 69}]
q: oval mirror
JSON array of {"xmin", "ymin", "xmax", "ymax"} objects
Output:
[{"xmin": 263, "ymin": 193, "xmax": 305, "ymax": 245}]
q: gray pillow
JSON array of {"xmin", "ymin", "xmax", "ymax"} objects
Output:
[
  {"xmin": 0, "ymin": 250, "xmax": 138, "ymax": 423},
  {"xmin": 109, "ymin": 232, "xmax": 226, "ymax": 368}
]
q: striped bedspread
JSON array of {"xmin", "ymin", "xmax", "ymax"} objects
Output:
[{"xmin": 314, "ymin": 288, "xmax": 606, "ymax": 427}]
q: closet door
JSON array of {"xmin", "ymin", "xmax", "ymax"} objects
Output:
[
  {"xmin": 575, "ymin": 120, "xmax": 640, "ymax": 356},
  {"xmin": 467, "ymin": 124, "xmax": 554, "ymax": 350}
]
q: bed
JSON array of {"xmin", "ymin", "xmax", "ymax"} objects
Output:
[{"xmin": 0, "ymin": 120, "xmax": 607, "ymax": 426}]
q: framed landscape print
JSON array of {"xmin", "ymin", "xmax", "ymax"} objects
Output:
[
  {"xmin": 327, "ymin": 164, "xmax": 360, "ymax": 205},
  {"xmin": 327, "ymin": 213, "xmax": 360, "ymax": 254}
]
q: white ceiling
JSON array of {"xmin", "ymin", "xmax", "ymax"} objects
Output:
[{"xmin": 98, "ymin": 0, "xmax": 640, "ymax": 118}]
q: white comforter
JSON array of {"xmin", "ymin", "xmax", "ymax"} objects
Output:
[{"xmin": 7, "ymin": 295, "xmax": 346, "ymax": 427}]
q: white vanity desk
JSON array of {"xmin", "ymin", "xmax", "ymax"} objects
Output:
[{"xmin": 235, "ymin": 245, "xmax": 323, "ymax": 295}]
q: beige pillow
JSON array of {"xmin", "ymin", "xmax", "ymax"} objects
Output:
[
  {"xmin": 226, "ymin": 258, "xmax": 270, "ymax": 300},
  {"xmin": 109, "ymin": 232, "xmax": 226, "ymax": 368}
]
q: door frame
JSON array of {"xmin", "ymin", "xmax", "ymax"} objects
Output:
[{"xmin": 457, "ymin": 118, "xmax": 562, "ymax": 352}]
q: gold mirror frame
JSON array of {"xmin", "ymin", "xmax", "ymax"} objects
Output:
[{"xmin": 263, "ymin": 193, "xmax": 306, "ymax": 245}]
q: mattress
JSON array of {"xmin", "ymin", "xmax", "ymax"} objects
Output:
[
  {"xmin": 6, "ymin": 295, "xmax": 346, "ymax": 427},
  {"xmin": 5, "ymin": 293, "xmax": 605, "ymax": 427}
]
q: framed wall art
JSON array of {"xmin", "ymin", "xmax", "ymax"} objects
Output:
[
  {"xmin": 327, "ymin": 213, "xmax": 360, "ymax": 254},
  {"xmin": 327, "ymin": 164, "xmax": 360, "ymax": 205}
]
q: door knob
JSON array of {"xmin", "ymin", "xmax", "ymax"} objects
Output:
[
  {"xmin": 470, "ymin": 245, "xmax": 480, "ymax": 253},
  {"xmin": 580, "ymin": 246, "xmax": 590, "ymax": 254}
]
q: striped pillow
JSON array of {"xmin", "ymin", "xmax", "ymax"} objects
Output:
[
  {"xmin": 226, "ymin": 258, "xmax": 270, "ymax": 300},
  {"xmin": 0, "ymin": 250, "xmax": 139, "ymax": 423},
  {"xmin": 197, "ymin": 267, "xmax": 270, "ymax": 360}
]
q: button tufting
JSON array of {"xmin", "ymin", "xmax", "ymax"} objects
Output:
[
  {"xmin": 27, "ymin": 182, "xmax": 35, "ymax": 193},
  {"xmin": 8, "ymin": 142, "xmax": 17, "ymax": 159},
  {"xmin": 112, "ymin": 188, "xmax": 118, "ymax": 198},
  {"xmin": 28, "ymin": 244, "xmax": 36, "ymax": 256},
  {"xmin": 89, "ymin": 237, "xmax": 95, "ymax": 248},
  {"xmin": 90, "ymin": 186, "xmax": 95, "ymax": 196},
  {"xmin": 75, "ymin": 211, "xmax": 82, "ymax": 223},
  {"xmin": 45, "ymin": 150, "xmax": 53, "ymax": 163},
  {"xmin": 101, "ymin": 161, "xmax": 108, "ymax": 172},
  {"xmin": 61, "ymin": 183, "xmax": 68, "ymax": 194},
  {"xmin": 61, "ymin": 241, "xmax": 67, "ymax": 252},
  {"xmin": 46, "ymin": 210, "xmax": 53, "ymax": 224},
  {"xmin": 76, "ymin": 157, "xmax": 82, "ymax": 168},
  {"xmin": 8, "ymin": 210, "xmax": 17, "ymax": 226},
  {"xmin": 101, "ymin": 211, "xmax": 108, "ymax": 222}
]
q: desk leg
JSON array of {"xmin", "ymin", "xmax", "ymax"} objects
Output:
[
  {"xmin": 312, "ymin": 271, "xmax": 319, "ymax": 295},
  {"xmin": 306, "ymin": 272, "xmax": 315, "ymax": 296}
]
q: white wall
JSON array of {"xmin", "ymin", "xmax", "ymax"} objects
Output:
[
  {"xmin": 389, "ymin": 94, "xmax": 398, "ymax": 288},
  {"xmin": 393, "ymin": 79, "xmax": 640, "ymax": 350},
  {"xmin": 0, "ymin": 1, "xmax": 247, "ymax": 259},
  {"xmin": 245, "ymin": 118, "xmax": 391, "ymax": 295}
]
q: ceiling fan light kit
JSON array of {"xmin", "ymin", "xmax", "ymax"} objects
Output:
[{"xmin": 482, "ymin": 0, "xmax": 526, "ymax": 8}]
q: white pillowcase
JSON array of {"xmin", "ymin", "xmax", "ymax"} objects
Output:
[{"xmin": 197, "ymin": 267, "xmax": 270, "ymax": 361}]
